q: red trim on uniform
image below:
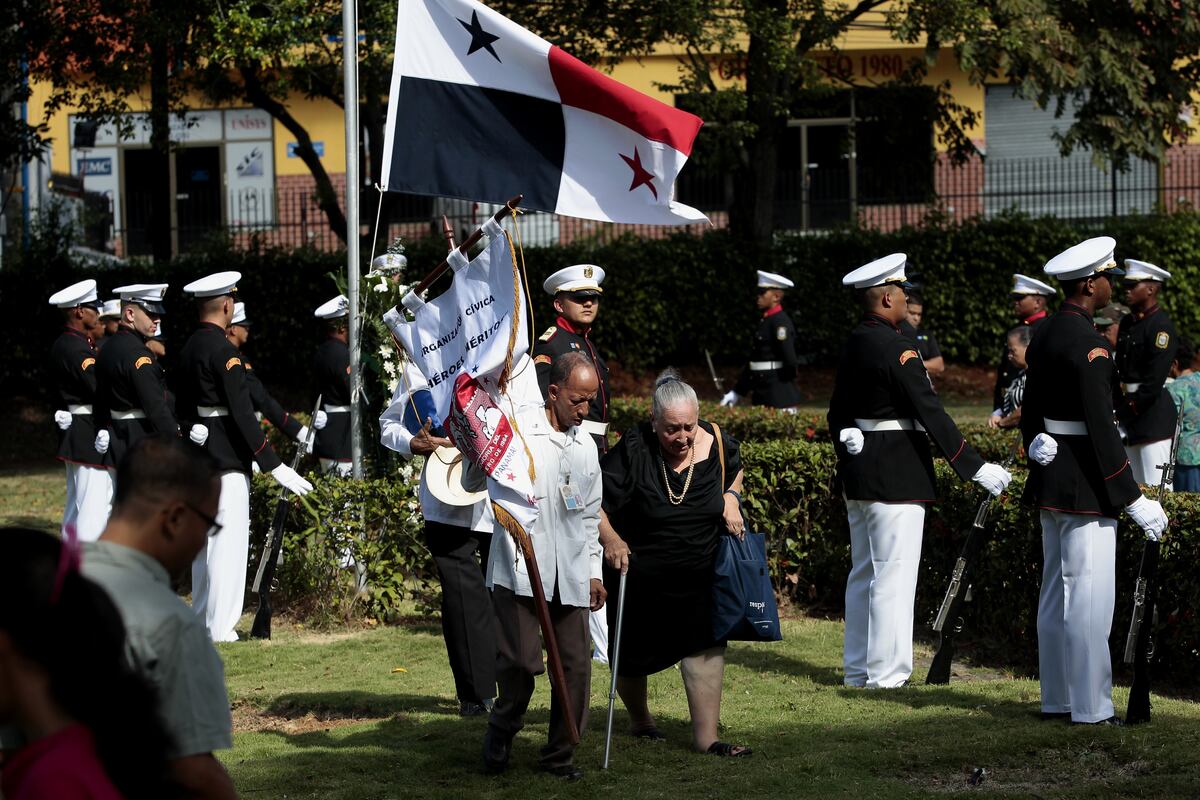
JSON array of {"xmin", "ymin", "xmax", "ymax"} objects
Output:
[
  {"xmin": 864, "ymin": 312, "xmax": 902, "ymax": 333},
  {"xmin": 1039, "ymin": 505, "xmax": 1103, "ymax": 516},
  {"xmin": 1059, "ymin": 302, "xmax": 1091, "ymax": 321},
  {"xmin": 253, "ymin": 438, "xmax": 269, "ymax": 455},
  {"xmin": 1023, "ymin": 310, "xmax": 1048, "ymax": 325},
  {"xmin": 56, "ymin": 455, "xmax": 108, "ymax": 469},
  {"xmin": 1103, "ymin": 460, "xmax": 1131, "ymax": 481},
  {"xmin": 947, "ymin": 439, "xmax": 966, "ymax": 463},
  {"xmin": 763, "ymin": 304, "xmax": 784, "ymax": 318},
  {"xmin": 1134, "ymin": 304, "xmax": 1160, "ymax": 322},
  {"xmin": 553, "ymin": 316, "xmax": 607, "ymax": 421},
  {"xmin": 281, "ymin": 412, "xmax": 290, "ymax": 425}
]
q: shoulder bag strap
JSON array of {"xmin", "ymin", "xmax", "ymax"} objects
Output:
[{"xmin": 711, "ymin": 421, "xmax": 726, "ymax": 488}]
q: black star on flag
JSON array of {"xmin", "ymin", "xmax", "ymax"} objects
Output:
[{"xmin": 458, "ymin": 10, "xmax": 501, "ymax": 63}]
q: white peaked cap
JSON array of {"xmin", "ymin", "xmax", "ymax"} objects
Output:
[
  {"xmin": 1012, "ymin": 273, "xmax": 1056, "ymax": 296},
  {"xmin": 48, "ymin": 279, "xmax": 100, "ymax": 308},
  {"xmin": 757, "ymin": 270, "xmax": 794, "ymax": 289},
  {"xmin": 113, "ymin": 283, "xmax": 169, "ymax": 314},
  {"xmin": 543, "ymin": 264, "xmax": 605, "ymax": 295},
  {"xmin": 372, "ymin": 252, "xmax": 408, "ymax": 270},
  {"xmin": 1123, "ymin": 259, "xmax": 1171, "ymax": 282},
  {"xmin": 183, "ymin": 271, "xmax": 241, "ymax": 297},
  {"xmin": 842, "ymin": 253, "xmax": 909, "ymax": 289},
  {"xmin": 99, "ymin": 299, "xmax": 122, "ymax": 318},
  {"xmin": 1044, "ymin": 237, "xmax": 1123, "ymax": 281},
  {"xmin": 231, "ymin": 302, "xmax": 248, "ymax": 326},
  {"xmin": 314, "ymin": 295, "xmax": 350, "ymax": 319}
]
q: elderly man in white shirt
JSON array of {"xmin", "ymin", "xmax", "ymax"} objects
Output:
[
  {"xmin": 379, "ymin": 360, "xmax": 501, "ymax": 717},
  {"xmin": 482, "ymin": 350, "xmax": 606, "ymax": 782}
]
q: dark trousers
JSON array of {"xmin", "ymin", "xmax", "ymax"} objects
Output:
[
  {"xmin": 424, "ymin": 521, "xmax": 496, "ymax": 704},
  {"xmin": 490, "ymin": 585, "xmax": 591, "ymax": 768}
]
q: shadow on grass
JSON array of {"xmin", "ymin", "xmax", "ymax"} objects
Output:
[{"xmin": 724, "ymin": 645, "xmax": 843, "ymax": 687}]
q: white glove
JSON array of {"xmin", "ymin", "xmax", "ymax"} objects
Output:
[
  {"xmin": 188, "ymin": 424, "xmax": 209, "ymax": 446},
  {"xmin": 1126, "ymin": 495, "xmax": 1168, "ymax": 540},
  {"xmin": 94, "ymin": 430, "xmax": 110, "ymax": 454},
  {"xmin": 1028, "ymin": 433, "xmax": 1058, "ymax": 466},
  {"xmin": 251, "ymin": 461, "xmax": 261, "ymax": 474},
  {"xmin": 839, "ymin": 427, "xmax": 865, "ymax": 456},
  {"xmin": 972, "ymin": 462, "xmax": 1012, "ymax": 497},
  {"xmin": 296, "ymin": 425, "xmax": 314, "ymax": 454},
  {"xmin": 313, "ymin": 410, "xmax": 329, "ymax": 430},
  {"xmin": 271, "ymin": 463, "xmax": 314, "ymax": 496},
  {"xmin": 719, "ymin": 390, "xmax": 739, "ymax": 407},
  {"xmin": 54, "ymin": 410, "xmax": 73, "ymax": 430}
]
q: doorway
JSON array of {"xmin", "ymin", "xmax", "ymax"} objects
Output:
[
  {"xmin": 774, "ymin": 120, "xmax": 856, "ymax": 230},
  {"xmin": 120, "ymin": 145, "xmax": 224, "ymax": 256}
]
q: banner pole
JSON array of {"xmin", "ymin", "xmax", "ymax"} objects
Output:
[{"xmin": 343, "ymin": 0, "xmax": 363, "ymax": 480}]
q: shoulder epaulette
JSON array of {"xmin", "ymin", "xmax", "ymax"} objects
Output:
[{"xmin": 538, "ymin": 326, "xmax": 558, "ymax": 342}]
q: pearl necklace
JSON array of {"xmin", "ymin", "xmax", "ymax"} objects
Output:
[{"xmin": 659, "ymin": 443, "xmax": 697, "ymax": 505}]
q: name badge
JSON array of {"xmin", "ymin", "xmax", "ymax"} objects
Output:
[{"xmin": 560, "ymin": 483, "xmax": 584, "ymax": 512}]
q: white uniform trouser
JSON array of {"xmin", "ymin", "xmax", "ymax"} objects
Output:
[
  {"xmin": 843, "ymin": 499, "xmax": 926, "ymax": 688},
  {"xmin": 191, "ymin": 471, "xmax": 251, "ymax": 642},
  {"xmin": 62, "ymin": 463, "xmax": 113, "ymax": 542},
  {"xmin": 1037, "ymin": 510, "xmax": 1116, "ymax": 723},
  {"xmin": 321, "ymin": 458, "xmax": 353, "ymax": 477},
  {"xmin": 589, "ymin": 609, "xmax": 609, "ymax": 664},
  {"xmin": 1126, "ymin": 440, "xmax": 1173, "ymax": 490}
]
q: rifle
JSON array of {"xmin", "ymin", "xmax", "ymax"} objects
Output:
[
  {"xmin": 704, "ymin": 349, "xmax": 724, "ymax": 393},
  {"xmin": 926, "ymin": 445, "xmax": 1018, "ymax": 685},
  {"xmin": 1124, "ymin": 412, "xmax": 1180, "ymax": 724},
  {"xmin": 250, "ymin": 394, "xmax": 321, "ymax": 640},
  {"xmin": 493, "ymin": 504, "xmax": 580, "ymax": 745}
]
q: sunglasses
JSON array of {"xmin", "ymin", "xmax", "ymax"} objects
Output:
[{"xmin": 184, "ymin": 503, "xmax": 223, "ymax": 537}]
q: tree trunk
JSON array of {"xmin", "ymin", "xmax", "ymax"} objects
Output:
[
  {"xmin": 730, "ymin": 14, "xmax": 786, "ymax": 245},
  {"xmin": 148, "ymin": 8, "xmax": 173, "ymax": 263},
  {"xmin": 240, "ymin": 67, "xmax": 349, "ymax": 244}
]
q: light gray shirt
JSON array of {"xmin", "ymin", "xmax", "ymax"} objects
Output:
[{"xmin": 82, "ymin": 540, "xmax": 233, "ymax": 758}]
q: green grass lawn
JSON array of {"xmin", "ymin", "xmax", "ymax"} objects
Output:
[
  {"xmin": 217, "ymin": 618, "xmax": 1200, "ymax": 799},
  {"xmin": 0, "ymin": 465, "xmax": 64, "ymax": 533}
]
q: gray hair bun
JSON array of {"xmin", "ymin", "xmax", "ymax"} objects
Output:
[{"xmin": 652, "ymin": 367, "xmax": 697, "ymax": 419}]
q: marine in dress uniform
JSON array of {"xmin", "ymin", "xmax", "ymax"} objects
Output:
[
  {"xmin": 226, "ymin": 303, "xmax": 311, "ymax": 446},
  {"xmin": 177, "ymin": 273, "xmax": 313, "ymax": 642},
  {"xmin": 93, "ymin": 284, "xmax": 178, "ymax": 469},
  {"xmin": 47, "ymin": 279, "xmax": 113, "ymax": 541},
  {"xmin": 312, "ymin": 295, "xmax": 354, "ymax": 477},
  {"xmin": 828, "ymin": 253, "xmax": 1012, "ymax": 689},
  {"xmin": 532, "ymin": 265, "xmax": 611, "ymax": 453},
  {"xmin": 723, "ymin": 270, "xmax": 803, "ymax": 409},
  {"xmin": 95, "ymin": 299, "xmax": 122, "ymax": 351},
  {"xmin": 992, "ymin": 274, "xmax": 1055, "ymax": 419},
  {"xmin": 1114, "ymin": 260, "xmax": 1178, "ymax": 488},
  {"xmin": 530, "ymin": 264, "xmax": 611, "ymax": 663},
  {"xmin": 1022, "ymin": 237, "xmax": 1168, "ymax": 724},
  {"xmin": 900, "ymin": 288, "xmax": 944, "ymax": 376}
]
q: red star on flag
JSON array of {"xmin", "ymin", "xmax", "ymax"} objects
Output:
[
  {"xmin": 620, "ymin": 146, "xmax": 658, "ymax": 200},
  {"xmin": 506, "ymin": 472, "xmax": 516, "ymax": 482}
]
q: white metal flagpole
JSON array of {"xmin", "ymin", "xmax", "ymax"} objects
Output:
[{"xmin": 342, "ymin": 0, "xmax": 363, "ymax": 479}]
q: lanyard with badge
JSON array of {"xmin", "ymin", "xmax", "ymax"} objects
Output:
[{"xmin": 558, "ymin": 427, "xmax": 585, "ymax": 512}]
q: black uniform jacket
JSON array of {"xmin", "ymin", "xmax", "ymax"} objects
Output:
[
  {"xmin": 993, "ymin": 310, "xmax": 1049, "ymax": 410},
  {"xmin": 1115, "ymin": 305, "xmax": 1178, "ymax": 445},
  {"xmin": 177, "ymin": 323, "xmax": 281, "ymax": 474},
  {"xmin": 828, "ymin": 313, "xmax": 984, "ymax": 502},
  {"xmin": 532, "ymin": 315, "xmax": 610, "ymax": 452},
  {"xmin": 49, "ymin": 327, "xmax": 105, "ymax": 467},
  {"xmin": 313, "ymin": 337, "xmax": 352, "ymax": 460},
  {"xmin": 245, "ymin": 359, "xmax": 304, "ymax": 440},
  {"xmin": 1021, "ymin": 303, "xmax": 1140, "ymax": 516},
  {"xmin": 733, "ymin": 305, "xmax": 803, "ymax": 408},
  {"xmin": 95, "ymin": 326, "xmax": 178, "ymax": 467}
]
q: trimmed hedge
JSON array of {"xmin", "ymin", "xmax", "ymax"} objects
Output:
[
  {"xmin": 251, "ymin": 439, "xmax": 1199, "ymax": 681},
  {"xmin": 12, "ymin": 210, "xmax": 1200, "ymax": 404}
]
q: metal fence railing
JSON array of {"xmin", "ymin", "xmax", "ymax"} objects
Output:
[{"xmin": 92, "ymin": 151, "xmax": 1200, "ymax": 255}]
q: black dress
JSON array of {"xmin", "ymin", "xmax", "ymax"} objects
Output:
[{"xmin": 601, "ymin": 420, "xmax": 740, "ymax": 677}]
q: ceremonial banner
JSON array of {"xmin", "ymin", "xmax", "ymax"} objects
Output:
[
  {"xmin": 381, "ymin": 0, "xmax": 707, "ymax": 226},
  {"xmin": 384, "ymin": 223, "xmax": 538, "ymax": 533}
]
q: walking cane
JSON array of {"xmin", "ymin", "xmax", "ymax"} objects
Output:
[{"xmin": 602, "ymin": 567, "xmax": 629, "ymax": 769}]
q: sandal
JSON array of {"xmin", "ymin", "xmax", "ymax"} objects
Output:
[
  {"xmin": 632, "ymin": 726, "xmax": 667, "ymax": 741},
  {"xmin": 706, "ymin": 740, "xmax": 752, "ymax": 758}
]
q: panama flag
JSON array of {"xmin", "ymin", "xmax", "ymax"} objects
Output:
[{"xmin": 381, "ymin": 0, "xmax": 708, "ymax": 225}]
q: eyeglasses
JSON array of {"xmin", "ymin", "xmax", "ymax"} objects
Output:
[{"xmin": 184, "ymin": 503, "xmax": 223, "ymax": 537}]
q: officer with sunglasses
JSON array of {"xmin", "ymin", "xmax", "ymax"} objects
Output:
[{"xmin": 722, "ymin": 271, "xmax": 803, "ymax": 409}]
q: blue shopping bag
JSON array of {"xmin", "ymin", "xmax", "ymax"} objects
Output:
[{"xmin": 712, "ymin": 531, "xmax": 783, "ymax": 642}]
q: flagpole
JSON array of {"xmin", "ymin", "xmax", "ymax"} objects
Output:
[{"xmin": 343, "ymin": 0, "xmax": 363, "ymax": 480}]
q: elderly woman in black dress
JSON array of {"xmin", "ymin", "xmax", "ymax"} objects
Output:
[{"xmin": 599, "ymin": 370, "xmax": 751, "ymax": 757}]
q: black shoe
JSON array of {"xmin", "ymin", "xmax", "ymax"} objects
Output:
[
  {"xmin": 540, "ymin": 764, "xmax": 584, "ymax": 781},
  {"xmin": 1040, "ymin": 711, "xmax": 1072, "ymax": 722},
  {"xmin": 482, "ymin": 725, "xmax": 513, "ymax": 774},
  {"xmin": 460, "ymin": 700, "xmax": 489, "ymax": 717},
  {"xmin": 1072, "ymin": 716, "xmax": 1124, "ymax": 727}
]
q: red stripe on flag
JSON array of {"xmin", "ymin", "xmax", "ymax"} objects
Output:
[{"xmin": 548, "ymin": 46, "xmax": 702, "ymax": 156}]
